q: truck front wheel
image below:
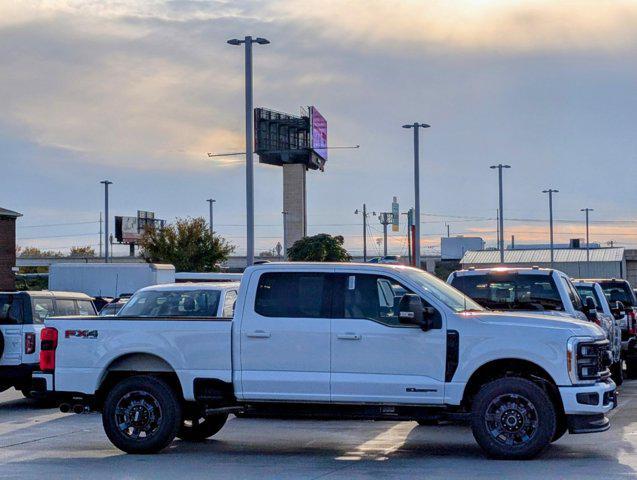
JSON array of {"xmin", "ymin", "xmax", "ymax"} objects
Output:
[
  {"xmin": 102, "ymin": 376, "xmax": 182, "ymax": 454},
  {"xmin": 471, "ymin": 377, "xmax": 556, "ymax": 460},
  {"xmin": 177, "ymin": 413, "xmax": 228, "ymax": 442}
]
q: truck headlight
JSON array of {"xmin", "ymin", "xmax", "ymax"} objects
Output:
[{"xmin": 567, "ymin": 337, "xmax": 611, "ymax": 384}]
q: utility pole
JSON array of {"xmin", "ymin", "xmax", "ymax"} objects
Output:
[
  {"xmin": 227, "ymin": 35, "xmax": 270, "ymax": 267},
  {"xmin": 99, "ymin": 212, "xmax": 103, "ymax": 258},
  {"xmin": 446, "ymin": 223, "xmax": 450, "ymax": 238},
  {"xmin": 379, "ymin": 212, "xmax": 392, "ymax": 256},
  {"xmin": 542, "ymin": 189, "xmax": 559, "ymax": 267},
  {"xmin": 206, "ymin": 199, "xmax": 216, "ymax": 235},
  {"xmin": 496, "ymin": 208, "xmax": 500, "ymax": 251},
  {"xmin": 355, "ymin": 204, "xmax": 376, "ymax": 262},
  {"xmin": 100, "ymin": 180, "xmax": 112, "ymax": 263},
  {"xmin": 402, "ymin": 122, "xmax": 430, "ymax": 269},
  {"xmin": 490, "ymin": 164, "xmax": 511, "ymax": 263},
  {"xmin": 581, "ymin": 208, "xmax": 594, "ymax": 275}
]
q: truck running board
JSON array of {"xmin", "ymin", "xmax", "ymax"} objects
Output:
[{"xmin": 204, "ymin": 406, "xmax": 244, "ymax": 416}]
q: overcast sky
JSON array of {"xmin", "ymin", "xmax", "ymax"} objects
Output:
[{"xmin": 2, "ymin": 0, "xmax": 637, "ymax": 256}]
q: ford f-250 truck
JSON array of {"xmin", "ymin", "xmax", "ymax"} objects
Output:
[{"xmin": 33, "ymin": 263, "xmax": 616, "ymax": 460}]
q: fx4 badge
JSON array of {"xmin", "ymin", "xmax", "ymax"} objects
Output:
[{"xmin": 65, "ymin": 330, "xmax": 98, "ymax": 339}]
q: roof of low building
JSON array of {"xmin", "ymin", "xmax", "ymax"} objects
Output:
[
  {"xmin": 0, "ymin": 207, "xmax": 22, "ymax": 218},
  {"xmin": 461, "ymin": 247, "xmax": 625, "ymax": 265}
]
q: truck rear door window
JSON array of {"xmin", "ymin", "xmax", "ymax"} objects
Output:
[
  {"xmin": 451, "ymin": 273, "xmax": 564, "ymax": 311},
  {"xmin": 575, "ymin": 286, "xmax": 603, "ymax": 312},
  {"xmin": 55, "ymin": 299, "xmax": 78, "ymax": 316},
  {"xmin": 32, "ymin": 298, "xmax": 54, "ymax": 323},
  {"xmin": 254, "ymin": 273, "xmax": 330, "ymax": 318}
]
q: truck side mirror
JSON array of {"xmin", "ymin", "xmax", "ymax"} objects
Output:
[
  {"xmin": 582, "ymin": 296, "xmax": 598, "ymax": 322},
  {"xmin": 611, "ymin": 301, "xmax": 625, "ymax": 320},
  {"xmin": 398, "ymin": 294, "xmax": 434, "ymax": 331}
]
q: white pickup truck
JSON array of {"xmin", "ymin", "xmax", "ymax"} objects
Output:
[{"xmin": 33, "ymin": 263, "xmax": 616, "ymax": 460}]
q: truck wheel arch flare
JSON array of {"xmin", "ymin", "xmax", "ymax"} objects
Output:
[{"xmin": 97, "ymin": 352, "xmax": 179, "ymax": 391}]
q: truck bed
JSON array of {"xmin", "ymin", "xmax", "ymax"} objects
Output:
[{"xmin": 45, "ymin": 316, "xmax": 233, "ymax": 400}]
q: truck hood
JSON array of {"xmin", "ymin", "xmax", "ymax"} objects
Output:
[{"xmin": 464, "ymin": 311, "xmax": 605, "ymax": 339}]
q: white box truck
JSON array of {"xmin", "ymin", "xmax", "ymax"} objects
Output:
[{"xmin": 48, "ymin": 263, "xmax": 175, "ymax": 297}]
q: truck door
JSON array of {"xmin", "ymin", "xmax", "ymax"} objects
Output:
[
  {"xmin": 239, "ymin": 271, "xmax": 332, "ymax": 401},
  {"xmin": 0, "ymin": 295, "xmax": 24, "ymax": 366},
  {"xmin": 330, "ymin": 273, "xmax": 447, "ymax": 404}
]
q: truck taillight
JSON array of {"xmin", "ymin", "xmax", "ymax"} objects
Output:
[
  {"xmin": 40, "ymin": 327, "xmax": 58, "ymax": 372},
  {"xmin": 629, "ymin": 310, "xmax": 636, "ymax": 335},
  {"xmin": 25, "ymin": 333, "xmax": 35, "ymax": 355}
]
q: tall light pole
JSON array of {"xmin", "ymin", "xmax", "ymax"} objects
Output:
[
  {"xmin": 542, "ymin": 189, "xmax": 559, "ymax": 267},
  {"xmin": 227, "ymin": 35, "xmax": 270, "ymax": 267},
  {"xmin": 490, "ymin": 164, "xmax": 511, "ymax": 264},
  {"xmin": 581, "ymin": 208, "xmax": 594, "ymax": 274},
  {"xmin": 100, "ymin": 180, "xmax": 112, "ymax": 263},
  {"xmin": 402, "ymin": 122, "xmax": 430, "ymax": 268},
  {"xmin": 206, "ymin": 199, "xmax": 216, "ymax": 235}
]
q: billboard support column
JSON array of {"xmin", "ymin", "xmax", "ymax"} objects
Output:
[{"xmin": 283, "ymin": 163, "xmax": 307, "ymax": 254}]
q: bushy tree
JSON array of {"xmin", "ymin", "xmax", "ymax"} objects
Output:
[
  {"xmin": 18, "ymin": 247, "xmax": 64, "ymax": 258},
  {"xmin": 139, "ymin": 217, "xmax": 234, "ymax": 272},
  {"xmin": 287, "ymin": 234, "xmax": 351, "ymax": 262}
]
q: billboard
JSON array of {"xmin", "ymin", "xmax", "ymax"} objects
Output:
[
  {"xmin": 254, "ymin": 106, "xmax": 327, "ymax": 171},
  {"xmin": 309, "ymin": 106, "xmax": 328, "ymax": 163},
  {"xmin": 115, "ymin": 211, "xmax": 165, "ymax": 244}
]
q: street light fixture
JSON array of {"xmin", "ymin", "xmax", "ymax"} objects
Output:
[
  {"xmin": 542, "ymin": 189, "xmax": 559, "ymax": 267},
  {"xmin": 227, "ymin": 35, "xmax": 270, "ymax": 267},
  {"xmin": 402, "ymin": 123, "xmax": 430, "ymax": 268},
  {"xmin": 490, "ymin": 164, "xmax": 511, "ymax": 264},
  {"xmin": 100, "ymin": 180, "xmax": 113, "ymax": 263}
]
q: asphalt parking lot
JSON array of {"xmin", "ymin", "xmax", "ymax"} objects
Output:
[{"xmin": 1, "ymin": 383, "xmax": 636, "ymax": 480}]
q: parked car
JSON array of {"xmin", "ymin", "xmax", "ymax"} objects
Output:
[
  {"xmin": 34, "ymin": 263, "xmax": 614, "ymax": 460},
  {"xmin": 0, "ymin": 291, "xmax": 96, "ymax": 396},
  {"xmin": 367, "ymin": 255, "xmax": 403, "ymax": 264},
  {"xmin": 582, "ymin": 279, "xmax": 637, "ymax": 377},
  {"xmin": 92, "ymin": 296, "xmax": 114, "ymax": 313},
  {"xmin": 573, "ymin": 281, "xmax": 623, "ymax": 384},
  {"xmin": 114, "ymin": 282, "xmax": 241, "ymax": 318},
  {"xmin": 447, "ymin": 267, "xmax": 623, "ymax": 384}
]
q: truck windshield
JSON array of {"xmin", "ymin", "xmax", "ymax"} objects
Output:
[
  {"xmin": 599, "ymin": 281, "xmax": 636, "ymax": 307},
  {"xmin": 118, "ymin": 290, "xmax": 221, "ymax": 317},
  {"xmin": 450, "ymin": 273, "xmax": 564, "ymax": 312},
  {"xmin": 400, "ymin": 268, "xmax": 484, "ymax": 312}
]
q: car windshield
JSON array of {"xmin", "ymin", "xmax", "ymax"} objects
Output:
[
  {"xmin": 450, "ymin": 272, "xmax": 564, "ymax": 312},
  {"xmin": 599, "ymin": 282, "xmax": 636, "ymax": 307},
  {"xmin": 118, "ymin": 289, "xmax": 221, "ymax": 317},
  {"xmin": 400, "ymin": 268, "xmax": 484, "ymax": 312}
]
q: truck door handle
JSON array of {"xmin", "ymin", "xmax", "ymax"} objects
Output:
[
  {"xmin": 337, "ymin": 333, "xmax": 361, "ymax": 340},
  {"xmin": 247, "ymin": 330, "xmax": 271, "ymax": 338}
]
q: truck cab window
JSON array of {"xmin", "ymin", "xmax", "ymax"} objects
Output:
[
  {"xmin": 255, "ymin": 272, "xmax": 330, "ymax": 318},
  {"xmin": 222, "ymin": 290, "xmax": 237, "ymax": 317},
  {"xmin": 55, "ymin": 299, "xmax": 78, "ymax": 316},
  {"xmin": 338, "ymin": 274, "xmax": 432, "ymax": 327},
  {"xmin": 0, "ymin": 296, "xmax": 23, "ymax": 325}
]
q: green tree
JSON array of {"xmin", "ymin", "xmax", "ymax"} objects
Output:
[
  {"xmin": 69, "ymin": 246, "xmax": 96, "ymax": 257},
  {"xmin": 287, "ymin": 234, "xmax": 351, "ymax": 262},
  {"xmin": 139, "ymin": 217, "xmax": 235, "ymax": 272}
]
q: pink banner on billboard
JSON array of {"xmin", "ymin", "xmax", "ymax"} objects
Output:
[{"xmin": 310, "ymin": 106, "xmax": 328, "ymax": 161}]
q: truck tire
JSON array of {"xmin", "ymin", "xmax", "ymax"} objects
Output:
[
  {"xmin": 470, "ymin": 377, "xmax": 556, "ymax": 460},
  {"xmin": 551, "ymin": 416, "xmax": 567, "ymax": 443},
  {"xmin": 611, "ymin": 361, "xmax": 624, "ymax": 386},
  {"xmin": 102, "ymin": 376, "xmax": 182, "ymax": 454},
  {"xmin": 177, "ymin": 413, "xmax": 228, "ymax": 442}
]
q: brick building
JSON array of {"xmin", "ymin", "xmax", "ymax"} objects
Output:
[{"xmin": 0, "ymin": 207, "xmax": 22, "ymax": 291}]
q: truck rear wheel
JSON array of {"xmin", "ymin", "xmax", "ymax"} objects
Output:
[
  {"xmin": 177, "ymin": 413, "xmax": 228, "ymax": 442},
  {"xmin": 102, "ymin": 376, "xmax": 182, "ymax": 454},
  {"xmin": 471, "ymin": 377, "xmax": 556, "ymax": 460}
]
